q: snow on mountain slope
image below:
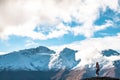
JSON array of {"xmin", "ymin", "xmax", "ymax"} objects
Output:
[
  {"xmin": 0, "ymin": 46, "xmax": 55, "ymax": 71},
  {"xmin": 49, "ymin": 48, "xmax": 80, "ymax": 70},
  {"xmin": 0, "ymin": 46, "xmax": 80, "ymax": 71}
]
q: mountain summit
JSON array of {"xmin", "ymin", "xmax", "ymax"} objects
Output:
[
  {"xmin": 49, "ymin": 48, "xmax": 80, "ymax": 70},
  {"xmin": 102, "ymin": 49, "xmax": 120, "ymax": 57}
]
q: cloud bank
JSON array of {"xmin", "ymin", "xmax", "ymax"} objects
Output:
[{"xmin": 0, "ymin": 0, "xmax": 120, "ymax": 40}]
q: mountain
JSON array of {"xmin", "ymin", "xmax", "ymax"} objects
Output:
[
  {"xmin": 0, "ymin": 46, "xmax": 79, "ymax": 71},
  {"xmin": 0, "ymin": 47, "xmax": 120, "ymax": 80},
  {"xmin": 113, "ymin": 60, "xmax": 120, "ymax": 78},
  {"xmin": 49, "ymin": 48, "xmax": 80, "ymax": 70},
  {"xmin": 0, "ymin": 46, "xmax": 55, "ymax": 71},
  {"xmin": 59, "ymin": 48, "xmax": 80, "ymax": 69},
  {"xmin": 102, "ymin": 49, "xmax": 120, "ymax": 57}
]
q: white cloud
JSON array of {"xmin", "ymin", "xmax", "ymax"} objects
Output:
[
  {"xmin": 70, "ymin": 20, "xmax": 113, "ymax": 38},
  {"xmin": 106, "ymin": 56, "xmax": 120, "ymax": 61},
  {"xmin": 117, "ymin": 33, "xmax": 120, "ymax": 36},
  {"xmin": 50, "ymin": 35, "xmax": 120, "ymax": 51},
  {"xmin": 0, "ymin": 0, "xmax": 119, "ymax": 40},
  {"xmin": 0, "ymin": 52, "xmax": 7, "ymax": 55},
  {"xmin": 94, "ymin": 20, "xmax": 113, "ymax": 31},
  {"xmin": 25, "ymin": 40, "xmax": 39, "ymax": 48},
  {"xmin": 44, "ymin": 23, "xmax": 70, "ymax": 39}
]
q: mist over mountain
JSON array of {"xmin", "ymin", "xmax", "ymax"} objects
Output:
[{"xmin": 0, "ymin": 46, "xmax": 120, "ymax": 80}]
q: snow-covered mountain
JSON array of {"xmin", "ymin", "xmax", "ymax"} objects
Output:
[
  {"xmin": 49, "ymin": 48, "xmax": 80, "ymax": 70},
  {"xmin": 102, "ymin": 49, "xmax": 120, "ymax": 57},
  {"xmin": 0, "ymin": 46, "xmax": 120, "ymax": 79},
  {"xmin": 0, "ymin": 46, "xmax": 79, "ymax": 71},
  {"xmin": 0, "ymin": 46, "xmax": 55, "ymax": 71}
]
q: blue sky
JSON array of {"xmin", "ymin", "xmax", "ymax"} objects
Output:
[{"xmin": 0, "ymin": 0, "xmax": 120, "ymax": 54}]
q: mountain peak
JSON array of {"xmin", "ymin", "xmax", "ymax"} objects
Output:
[
  {"xmin": 36, "ymin": 46, "xmax": 48, "ymax": 49},
  {"xmin": 35, "ymin": 46, "xmax": 55, "ymax": 54},
  {"xmin": 19, "ymin": 46, "xmax": 55, "ymax": 55},
  {"xmin": 58, "ymin": 48, "xmax": 79, "ymax": 69},
  {"xmin": 102, "ymin": 49, "xmax": 120, "ymax": 57},
  {"xmin": 60, "ymin": 47, "xmax": 77, "ymax": 54}
]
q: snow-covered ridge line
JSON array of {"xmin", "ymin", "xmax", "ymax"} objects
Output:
[
  {"xmin": 0, "ymin": 46, "xmax": 119, "ymax": 73},
  {"xmin": 0, "ymin": 46, "xmax": 79, "ymax": 71}
]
